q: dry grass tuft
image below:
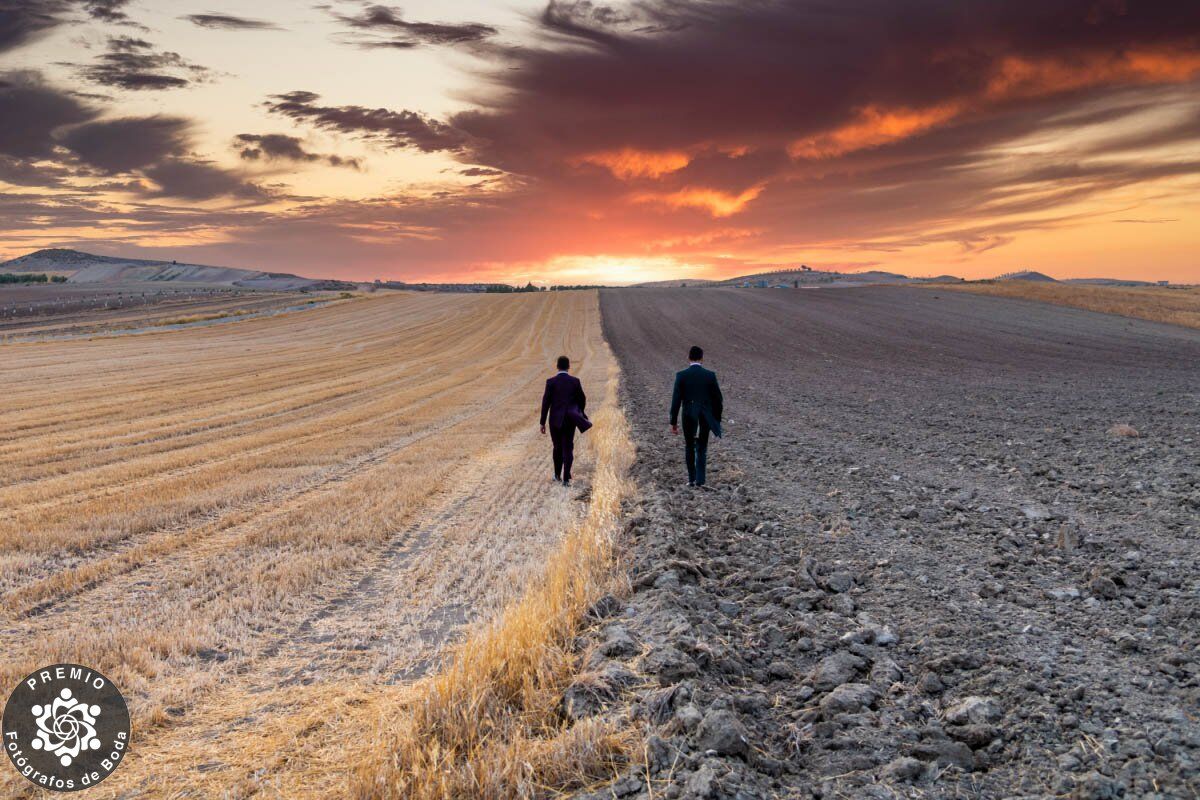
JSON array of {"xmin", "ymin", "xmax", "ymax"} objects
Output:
[
  {"xmin": 934, "ymin": 281, "xmax": 1200, "ymax": 330},
  {"xmin": 151, "ymin": 310, "xmax": 239, "ymax": 325},
  {"xmin": 352, "ymin": 368, "xmax": 638, "ymax": 800},
  {"xmin": 1108, "ymin": 423, "xmax": 1139, "ymax": 438}
]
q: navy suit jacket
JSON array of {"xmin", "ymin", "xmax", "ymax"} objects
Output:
[
  {"xmin": 670, "ymin": 364, "xmax": 723, "ymax": 437},
  {"xmin": 541, "ymin": 372, "xmax": 589, "ymax": 430}
]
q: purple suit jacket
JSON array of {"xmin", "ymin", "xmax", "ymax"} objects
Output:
[{"xmin": 540, "ymin": 372, "xmax": 590, "ymax": 431}]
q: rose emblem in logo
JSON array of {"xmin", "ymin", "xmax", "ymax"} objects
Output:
[{"xmin": 30, "ymin": 688, "xmax": 103, "ymax": 767}]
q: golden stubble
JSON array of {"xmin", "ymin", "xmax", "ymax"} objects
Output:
[
  {"xmin": 0, "ymin": 290, "xmax": 638, "ymax": 798},
  {"xmin": 933, "ymin": 281, "xmax": 1200, "ymax": 330}
]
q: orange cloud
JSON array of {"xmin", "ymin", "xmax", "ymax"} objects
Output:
[
  {"xmin": 790, "ymin": 47, "xmax": 1200, "ymax": 160},
  {"xmin": 987, "ymin": 48, "xmax": 1200, "ymax": 100},
  {"xmin": 633, "ymin": 185, "xmax": 763, "ymax": 217},
  {"xmin": 575, "ymin": 147, "xmax": 691, "ymax": 179},
  {"xmin": 649, "ymin": 226, "xmax": 763, "ymax": 249},
  {"xmin": 789, "ymin": 103, "xmax": 963, "ymax": 159}
]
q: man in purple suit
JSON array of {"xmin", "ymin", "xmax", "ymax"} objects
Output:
[{"xmin": 540, "ymin": 355, "xmax": 589, "ymax": 486}]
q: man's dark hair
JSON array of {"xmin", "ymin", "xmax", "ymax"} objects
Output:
[
  {"xmin": 557, "ymin": 355, "xmax": 570, "ymax": 370},
  {"xmin": 689, "ymin": 345, "xmax": 703, "ymax": 361}
]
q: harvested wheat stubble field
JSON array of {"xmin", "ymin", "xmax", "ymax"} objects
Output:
[
  {"xmin": 0, "ymin": 284, "xmax": 337, "ymax": 342},
  {"xmin": 582, "ymin": 287, "xmax": 1200, "ymax": 799},
  {"xmin": 935, "ymin": 281, "xmax": 1200, "ymax": 331},
  {"xmin": 0, "ymin": 289, "xmax": 629, "ymax": 797}
]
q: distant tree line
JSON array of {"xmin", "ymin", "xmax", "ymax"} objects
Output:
[
  {"xmin": 0, "ymin": 273, "xmax": 68, "ymax": 284},
  {"xmin": 370, "ymin": 280, "xmax": 604, "ymax": 294},
  {"xmin": 486, "ymin": 283, "xmax": 608, "ymax": 293},
  {"xmin": 485, "ymin": 282, "xmax": 545, "ymax": 293}
]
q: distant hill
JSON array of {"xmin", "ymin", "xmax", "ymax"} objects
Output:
[
  {"xmin": 633, "ymin": 266, "xmax": 966, "ymax": 288},
  {"xmin": 630, "ymin": 277, "xmax": 721, "ymax": 288},
  {"xmin": 0, "ymin": 249, "xmax": 352, "ymax": 291},
  {"xmin": 995, "ymin": 270, "xmax": 1057, "ymax": 282},
  {"xmin": 633, "ymin": 268, "xmax": 1176, "ymax": 289}
]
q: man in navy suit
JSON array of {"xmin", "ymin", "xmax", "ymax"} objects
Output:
[
  {"xmin": 670, "ymin": 345, "xmax": 723, "ymax": 487},
  {"xmin": 540, "ymin": 355, "xmax": 589, "ymax": 486}
]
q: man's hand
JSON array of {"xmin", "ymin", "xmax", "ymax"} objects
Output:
[
  {"xmin": 540, "ymin": 424, "xmax": 547, "ymax": 435},
  {"xmin": 671, "ymin": 424, "xmax": 679, "ymax": 436}
]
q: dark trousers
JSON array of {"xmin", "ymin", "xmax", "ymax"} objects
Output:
[
  {"xmin": 682, "ymin": 415, "xmax": 710, "ymax": 485},
  {"xmin": 550, "ymin": 423, "xmax": 577, "ymax": 480}
]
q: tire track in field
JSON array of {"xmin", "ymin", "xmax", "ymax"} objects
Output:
[
  {"xmin": 264, "ymin": 442, "xmax": 521, "ymax": 684},
  {"xmin": 265, "ymin": 426, "xmax": 551, "ymax": 686}
]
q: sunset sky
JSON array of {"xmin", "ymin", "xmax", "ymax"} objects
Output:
[{"xmin": 1, "ymin": 0, "xmax": 1198, "ymax": 284}]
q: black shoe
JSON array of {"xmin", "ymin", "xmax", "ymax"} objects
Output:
[
  {"xmin": 553, "ymin": 475, "xmax": 561, "ymax": 483},
  {"xmin": 687, "ymin": 480, "xmax": 695, "ymax": 487},
  {"xmin": 562, "ymin": 478, "xmax": 571, "ymax": 487}
]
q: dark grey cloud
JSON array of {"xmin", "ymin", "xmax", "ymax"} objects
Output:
[
  {"xmin": 0, "ymin": 74, "xmax": 96, "ymax": 158},
  {"xmin": 459, "ymin": 166, "xmax": 503, "ymax": 177},
  {"xmin": 108, "ymin": 34, "xmax": 150, "ymax": 48},
  {"xmin": 67, "ymin": 89, "xmax": 114, "ymax": 101},
  {"xmin": 182, "ymin": 13, "xmax": 282, "ymax": 31},
  {"xmin": 58, "ymin": 116, "xmax": 190, "ymax": 173},
  {"xmin": 88, "ymin": 177, "xmax": 146, "ymax": 193},
  {"xmin": 69, "ymin": 35, "xmax": 211, "ymax": 91},
  {"xmin": 143, "ymin": 159, "xmax": 268, "ymax": 200},
  {"xmin": 54, "ymin": 116, "xmax": 269, "ymax": 200},
  {"xmin": 0, "ymin": 154, "xmax": 73, "ymax": 186},
  {"xmin": 539, "ymin": 0, "xmax": 635, "ymax": 47},
  {"xmin": 235, "ymin": 133, "xmax": 361, "ymax": 169},
  {"xmin": 0, "ymin": 72, "xmax": 269, "ymax": 203},
  {"xmin": 330, "ymin": 4, "xmax": 496, "ymax": 49},
  {"xmin": 0, "ymin": 0, "xmax": 70, "ymax": 53},
  {"xmin": 82, "ymin": 0, "xmax": 133, "ymax": 23},
  {"xmin": 0, "ymin": 190, "xmax": 272, "ymax": 247},
  {"xmin": 264, "ymin": 91, "xmax": 468, "ymax": 152},
  {"xmin": 2, "ymin": 0, "xmax": 148, "ymax": 60}
]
